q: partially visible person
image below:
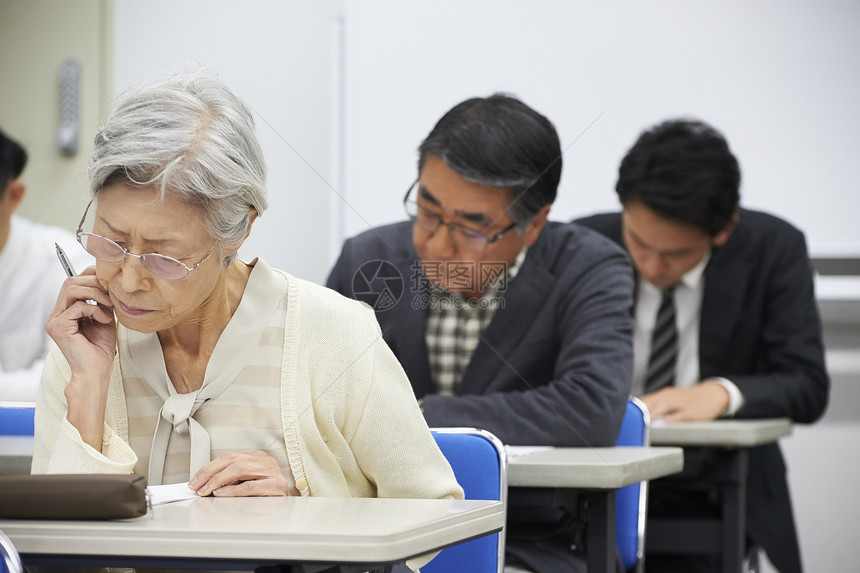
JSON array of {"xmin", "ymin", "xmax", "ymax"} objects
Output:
[
  {"xmin": 328, "ymin": 94, "xmax": 634, "ymax": 572},
  {"xmin": 0, "ymin": 128, "xmax": 91, "ymax": 400},
  {"xmin": 32, "ymin": 74, "xmax": 461, "ymax": 570},
  {"xmin": 576, "ymin": 118, "xmax": 829, "ymax": 573}
]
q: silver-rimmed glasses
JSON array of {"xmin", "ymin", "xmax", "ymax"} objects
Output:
[
  {"xmin": 402, "ymin": 180, "xmax": 517, "ymax": 253},
  {"xmin": 75, "ymin": 199, "xmax": 219, "ymax": 281}
]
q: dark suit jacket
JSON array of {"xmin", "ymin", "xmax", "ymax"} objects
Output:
[
  {"xmin": 327, "ymin": 220, "xmax": 635, "ymax": 447},
  {"xmin": 328, "ymin": 220, "xmax": 635, "ymax": 572},
  {"xmin": 576, "ymin": 209, "xmax": 830, "ymax": 573}
]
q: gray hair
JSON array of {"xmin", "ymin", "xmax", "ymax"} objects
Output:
[
  {"xmin": 418, "ymin": 94, "xmax": 561, "ymax": 232},
  {"xmin": 88, "ymin": 72, "xmax": 268, "ymax": 265}
]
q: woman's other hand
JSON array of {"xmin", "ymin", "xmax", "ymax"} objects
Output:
[{"xmin": 189, "ymin": 450, "xmax": 290, "ymax": 497}]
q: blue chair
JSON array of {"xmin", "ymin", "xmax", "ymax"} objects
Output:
[
  {"xmin": 0, "ymin": 403, "xmax": 35, "ymax": 436},
  {"xmin": 615, "ymin": 397, "xmax": 651, "ymax": 572},
  {"xmin": 0, "ymin": 529, "xmax": 23, "ymax": 573},
  {"xmin": 426, "ymin": 428, "xmax": 507, "ymax": 573}
]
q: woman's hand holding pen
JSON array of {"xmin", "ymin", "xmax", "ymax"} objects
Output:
[
  {"xmin": 45, "ymin": 265, "xmax": 116, "ymax": 450},
  {"xmin": 46, "ymin": 263, "xmax": 116, "ymax": 370}
]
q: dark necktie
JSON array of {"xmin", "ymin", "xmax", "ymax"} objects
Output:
[{"xmin": 645, "ymin": 286, "xmax": 677, "ymax": 394}]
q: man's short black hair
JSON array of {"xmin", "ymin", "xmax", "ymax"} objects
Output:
[
  {"xmin": 615, "ymin": 119, "xmax": 740, "ymax": 236},
  {"xmin": 0, "ymin": 128, "xmax": 28, "ymax": 195},
  {"xmin": 418, "ymin": 94, "xmax": 562, "ymax": 228}
]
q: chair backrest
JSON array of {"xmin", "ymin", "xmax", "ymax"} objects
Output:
[
  {"xmin": 0, "ymin": 403, "xmax": 35, "ymax": 436},
  {"xmin": 0, "ymin": 529, "xmax": 23, "ymax": 573},
  {"xmin": 426, "ymin": 428, "xmax": 507, "ymax": 573},
  {"xmin": 615, "ymin": 397, "xmax": 651, "ymax": 572}
]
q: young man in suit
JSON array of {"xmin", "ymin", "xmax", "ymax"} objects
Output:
[
  {"xmin": 576, "ymin": 119, "xmax": 829, "ymax": 572},
  {"xmin": 327, "ymin": 94, "xmax": 635, "ymax": 572}
]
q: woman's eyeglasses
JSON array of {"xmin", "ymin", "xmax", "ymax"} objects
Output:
[{"xmin": 75, "ymin": 199, "xmax": 218, "ymax": 281}]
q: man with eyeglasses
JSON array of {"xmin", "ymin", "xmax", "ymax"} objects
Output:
[
  {"xmin": 327, "ymin": 94, "xmax": 634, "ymax": 572},
  {"xmin": 0, "ymin": 128, "xmax": 91, "ymax": 399}
]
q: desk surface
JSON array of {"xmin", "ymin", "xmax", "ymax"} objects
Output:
[
  {"xmin": 1, "ymin": 496, "xmax": 503, "ymax": 568},
  {"xmin": 507, "ymin": 446, "xmax": 684, "ymax": 489},
  {"xmin": 650, "ymin": 418, "xmax": 793, "ymax": 447}
]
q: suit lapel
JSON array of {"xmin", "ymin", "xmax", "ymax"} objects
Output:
[
  {"xmin": 461, "ymin": 259, "xmax": 556, "ymax": 394},
  {"xmin": 699, "ymin": 240, "xmax": 750, "ymax": 376},
  {"xmin": 386, "ymin": 257, "xmax": 434, "ymax": 397}
]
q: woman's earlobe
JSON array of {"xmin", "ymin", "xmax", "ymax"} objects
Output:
[{"xmin": 245, "ymin": 207, "xmax": 259, "ymax": 240}]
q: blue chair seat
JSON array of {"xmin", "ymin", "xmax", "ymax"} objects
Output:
[{"xmin": 426, "ymin": 428, "xmax": 506, "ymax": 573}]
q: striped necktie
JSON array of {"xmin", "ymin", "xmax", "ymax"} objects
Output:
[{"xmin": 645, "ymin": 286, "xmax": 677, "ymax": 394}]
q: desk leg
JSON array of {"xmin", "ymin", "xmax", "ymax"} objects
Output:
[
  {"xmin": 645, "ymin": 447, "xmax": 750, "ymax": 573},
  {"xmin": 583, "ymin": 491, "xmax": 615, "ymax": 573},
  {"xmin": 721, "ymin": 449, "xmax": 748, "ymax": 573}
]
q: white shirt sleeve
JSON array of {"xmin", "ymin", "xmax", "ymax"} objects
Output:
[{"xmin": 710, "ymin": 377, "xmax": 745, "ymax": 417}]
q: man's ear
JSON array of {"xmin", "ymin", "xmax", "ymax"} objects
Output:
[
  {"xmin": 712, "ymin": 212, "xmax": 739, "ymax": 247},
  {"xmin": 521, "ymin": 204, "xmax": 551, "ymax": 247},
  {"xmin": 2, "ymin": 180, "xmax": 26, "ymax": 212}
]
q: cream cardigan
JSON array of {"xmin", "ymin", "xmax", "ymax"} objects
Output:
[{"xmin": 32, "ymin": 263, "xmax": 463, "ymax": 506}]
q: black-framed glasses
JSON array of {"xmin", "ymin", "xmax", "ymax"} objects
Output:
[
  {"xmin": 75, "ymin": 199, "xmax": 219, "ymax": 281},
  {"xmin": 402, "ymin": 180, "xmax": 517, "ymax": 253}
]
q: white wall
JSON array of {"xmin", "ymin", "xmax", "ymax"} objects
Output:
[
  {"xmin": 340, "ymin": 0, "xmax": 860, "ymax": 258},
  {"xmin": 114, "ymin": 0, "xmax": 343, "ymax": 284}
]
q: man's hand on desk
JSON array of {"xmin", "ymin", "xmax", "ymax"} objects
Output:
[
  {"xmin": 188, "ymin": 450, "xmax": 290, "ymax": 497},
  {"xmin": 642, "ymin": 381, "xmax": 731, "ymax": 423}
]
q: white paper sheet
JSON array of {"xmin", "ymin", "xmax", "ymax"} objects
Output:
[{"xmin": 147, "ymin": 482, "xmax": 201, "ymax": 506}]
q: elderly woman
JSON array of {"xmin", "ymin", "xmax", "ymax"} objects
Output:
[{"xmin": 32, "ymin": 74, "xmax": 462, "ymax": 512}]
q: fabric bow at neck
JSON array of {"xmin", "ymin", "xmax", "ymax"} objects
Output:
[{"xmin": 147, "ymin": 375, "xmax": 234, "ymax": 486}]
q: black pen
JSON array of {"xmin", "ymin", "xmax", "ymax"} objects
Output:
[
  {"xmin": 56, "ymin": 243, "xmax": 99, "ymax": 306},
  {"xmin": 55, "ymin": 243, "xmax": 77, "ymax": 277}
]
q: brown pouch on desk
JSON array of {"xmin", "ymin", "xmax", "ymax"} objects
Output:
[{"xmin": 0, "ymin": 474, "xmax": 148, "ymax": 519}]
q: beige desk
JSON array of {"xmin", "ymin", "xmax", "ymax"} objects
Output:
[
  {"xmin": 0, "ymin": 495, "xmax": 503, "ymax": 572},
  {"xmin": 646, "ymin": 418, "xmax": 793, "ymax": 573},
  {"xmin": 507, "ymin": 446, "xmax": 684, "ymax": 572},
  {"xmin": 650, "ymin": 418, "xmax": 793, "ymax": 447},
  {"xmin": 508, "ymin": 446, "xmax": 683, "ymax": 489}
]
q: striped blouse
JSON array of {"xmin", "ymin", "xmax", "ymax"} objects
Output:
[{"xmin": 119, "ymin": 258, "xmax": 296, "ymax": 491}]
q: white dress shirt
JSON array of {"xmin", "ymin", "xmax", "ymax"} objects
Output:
[{"xmin": 632, "ymin": 252, "xmax": 744, "ymax": 416}]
